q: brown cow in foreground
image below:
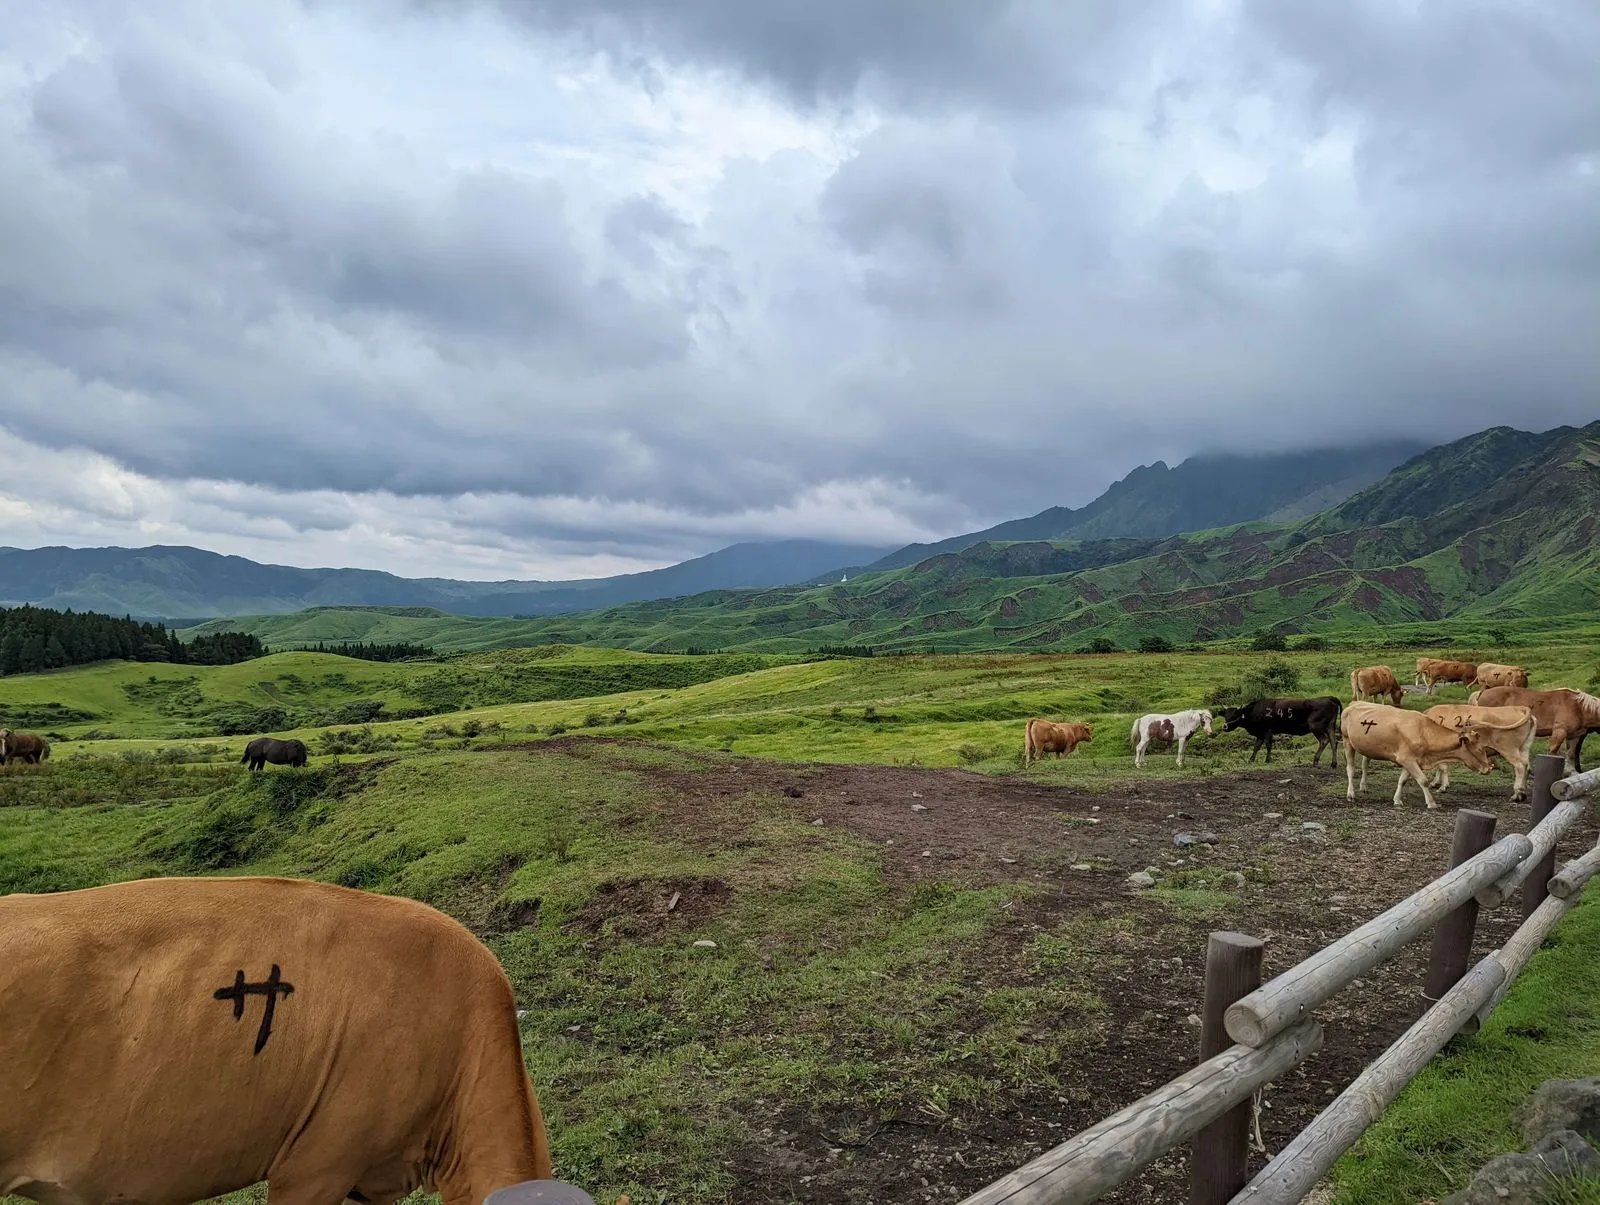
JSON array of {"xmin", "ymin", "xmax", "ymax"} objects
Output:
[
  {"xmin": 1341, "ymin": 701, "xmax": 1493, "ymax": 810},
  {"xmin": 1350, "ymin": 665, "xmax": 1403, "ymax": 706},
  {"xmin": 0, "ymin": 729, "xmax": 51, "ymax": 765},
  {"xmin": 1415, "ymin": 657, "xmax": 1478, "ymax": 692},
  {"xmin": 1423, "ymin": 703, "xmax": 1539, "ymax": 801},
  {"xmin": 1024, "ymin": 718, "xmax": 1093, "ymax": 764},
  {"xmin": 1, "ymin": 876, "xmax": 552, "ymax": 1205},
  {"xmin": 1472, "ymin": 686, "xmax": 1600, "ymax": 774},
  {"xmin": 1473, "ymin": 662, "xmax": 1530, "ymax": 691}
]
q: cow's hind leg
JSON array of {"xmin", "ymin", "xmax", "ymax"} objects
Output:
[
  {"xmin": 1175, "ymin": 734, "xmax": 1187, "ymax": 768},
  {"xmin": 268, "ymin": 1169, "xmax": 376, "ymax": 1205},
  {"xmin": 1346, "ymin": 745, "xmax": 1358, "ymax": 801}
]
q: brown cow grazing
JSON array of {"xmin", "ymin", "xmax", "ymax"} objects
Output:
[
  {"xmin": 0, "ymin": 728, "xmax": 51, "ymax": 765},
  {"xmin": 1414, "ymin": 657, "xmax": 1478, "ymax": 693},
  {"xmin": 1350, "ymin": 665, "xmax": 1404, "ymax": 706},
  {"xmin": 1024, "ymin": 718, "xmax": 1093, "ymax": 764},
  {"xmin": 1423, "ymin": 704, "xmax": 1539, "ymax": 802},
  {"xmin": 1341, "ymin": 701, "xmax": 1493, "ymax": 810},
  {"xmin": 1473, "ymin": 662, "xmax": 1530, "ymax": 691},
  {"xmin": 1, "ymin": 876, "xmax": 553, "ymax": 1205},
  {"xmin": 1473, "ymin": 686, "xmax": 1600, "ymax": 775}
]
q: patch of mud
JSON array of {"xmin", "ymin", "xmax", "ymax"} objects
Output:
[
  {"xmin": 518, "ymin": 738, "xmax": 1597, "ymax": 1203},
  {"xmin": 565, "ymin": 875, "xmax": 732, "ymax": 940}
]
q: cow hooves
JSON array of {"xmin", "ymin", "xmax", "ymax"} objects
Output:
[{"xmin": 484, "ymin": 1182, "xmax": 598, "ymax": 1205}]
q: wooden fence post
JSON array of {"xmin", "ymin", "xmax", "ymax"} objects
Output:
[
  {"xmin": 1423, "ymin": 809, "xmax": 1496, "ymax": 1002},
  {"xmin": 1189, "ymin": 931, "xmax": 1265, "ymax": 1205},
  {"xmin": 1523, "ymin": 754, "xmax": 1566, "ymax": 920}
]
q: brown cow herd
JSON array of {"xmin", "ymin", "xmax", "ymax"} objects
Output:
[
  {"xmin": 1022, "ymin": 653, "xmax": 1596, "ymax": 812},
  {"xmin": 1, "ymin": 648, "xmax": 1594, "ymax": 1205}
]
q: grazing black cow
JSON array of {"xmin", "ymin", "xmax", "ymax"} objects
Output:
[
  {"xmin": 241, "ymin": 736, "xmax": 309, "ymax": 771},
  {"xmin": 1220, "ymin": 697, "xmax": 1343, "ymax": 765}
]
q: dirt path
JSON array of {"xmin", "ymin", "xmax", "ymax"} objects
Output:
[{"xmin": 541, "ymin": 739, "xmax": 1594, "ymax": 1204}]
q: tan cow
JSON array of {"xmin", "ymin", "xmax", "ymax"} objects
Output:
[
  {"xmin": 1474, "ymin": 686, "xmax": 1600, "ymax": 775},
  {"xmin": 1350, "ymin": 665, "xmax": 1404, "ymax": 706},
  {"xmin": 1, "ymin": 876, "xmax": 552, "ymax": 1205},
  {"xmin": 1025, "ymin": 718, "xmax": 1093, "ymax": 763},
  {"xmin": 1423, "ymin": 704, "xmax": 1539, "ymax": 801},
  {"xmin": 1341, "ymin": 701, "xmax": 1493, "ymax": 810},
  {"xmin": 1415, "ymin": 658, "xmax": 1478, "ymax": 692},
  {"xmin": 0, "ymin": 728, "xmax": 51, "ymax": 765},
  {"xmin": 1473, "ymin": 662, "xmax": 1530, "ymax": 691}
]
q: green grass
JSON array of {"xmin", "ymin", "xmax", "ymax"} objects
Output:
[
  {"xmin": 1329, "ymin": 889, "xmax": 1600, "ymax": 1204},
  {"xmin": 0, "ymin": 748, "xmax": 1096, "ymax": 1203}
]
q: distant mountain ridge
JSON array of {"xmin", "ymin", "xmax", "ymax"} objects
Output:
[
  {"xmin": 292, "ymin": 419, "xmax": 1591, "ymax": 654},
  {"xmin": 0, "ymin": 539, "xmax": 894, "ymax": 621},
  {"xmin": 1, "ymin": 438, "xmax": 1426, "ymax": 622},
  {"xmin": 855, "ymin": 440, "xmax": 1425, "ymax": 574}
]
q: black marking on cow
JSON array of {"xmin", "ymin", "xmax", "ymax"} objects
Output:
[
  {"xmin": 214, "ymin": 965, "xmax": 295, "ymax": 1055},
  {"xmin": 1361, "ymin": 719, "xmax": 1378, "ymax": 732}
]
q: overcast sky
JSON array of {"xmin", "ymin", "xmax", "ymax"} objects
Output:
[{"xmin": 1, "ymin": 0, "xmax": 1596, "ymax": 580}]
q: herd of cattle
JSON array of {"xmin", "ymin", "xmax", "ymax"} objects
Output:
[{"xmin": 1024, "ymin": 656, "xmax": 1599, "ymax": 811}]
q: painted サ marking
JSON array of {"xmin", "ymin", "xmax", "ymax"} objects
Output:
[{"xmin": 214, "ymin": 965, "xmax": 294, "ymax": 1055}]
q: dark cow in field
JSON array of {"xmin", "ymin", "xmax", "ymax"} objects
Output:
[
  {"xmin": 241, "ymin": 736, "xmax": 309, "ymax": 771},
  {"xmin": 0, "ymin": 729, "xmax": 51, "ymax": 765},
  {"xmin": 1221, "ymin": 696, "xmax": 1343, "ymax": 765}
]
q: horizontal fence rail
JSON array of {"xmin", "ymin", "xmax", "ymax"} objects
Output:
[
  {"xmin": 956, "ymin": 1022, "xmax": 1323, "ymax": 1205},
  {"xmin": 956, "ymin": 754, "xmax": 1600, "ymax": 1205},
  {"xmin": 1221, "ymin": 834, "xmax": 1531, "ymax": 1048}
]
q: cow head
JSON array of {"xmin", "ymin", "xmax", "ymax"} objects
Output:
[
  {"xmin": 1220, "ymin": 707, "xmax": 1244, "ymax": 731},
  {"xmin": 1197, "ymin": 709, "xmax": 1214, "ymax": 736},
  {"xmin": 1453, "ymin": 723, "xmax": 1495, "ymax": 774},
  {"xmin": 1082, "ymin": 725, "xmax": 1094, "ymax": 742}
]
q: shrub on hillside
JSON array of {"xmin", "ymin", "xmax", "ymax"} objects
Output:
[
  {"xmin": 1079, "ymin": 638, "xmax": 1118, "ymax": 654},
  {"xmin": 207, "ymin": 706, "xmax": 291, "ymax": 736},
  {"xmin": 1205, "ymin": 657, "xmax": 1303, "ymax": 710},
  {"xmin": 1291, "ymin": 636, "xmax": 1329, "ymax": 651},
  {"xmin": 1137, "ymin": 634, "xmax": 1174, "ymax": 654},
  {"xmin": 1249, "ymin": 629, "xmax": 1288, "ymax": 652}
]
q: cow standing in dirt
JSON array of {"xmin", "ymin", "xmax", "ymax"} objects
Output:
[
  {"xmin": 1, "ymin": 876, "xmax": 553, "ymax": 1205},
  {"xmin": 1220, "ymin": 698, "xmax": 1342, "ymax": 766},
  {"xmin": 1423, "ymin": 703, "xmax": 1539, "ymax": 802},
  {"xmin": 1472, "ymin": 686, "xmax": 1600, "ymax": 774},
  {"xmin": 1129, "ymin": 709, "xmax": 1213, "ymax": 768},
  {"xmin": 1024, "ymin": 718, "xmax": 1093, "ymax": 764},
  {"xmin": 1341, "ymin": 701, "xmax": 1493, "ymax": 810}
]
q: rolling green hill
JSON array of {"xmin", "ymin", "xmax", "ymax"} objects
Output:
[{"xmin": 175, "ymin": 421, "xmax": 1600, "ymax": 655}]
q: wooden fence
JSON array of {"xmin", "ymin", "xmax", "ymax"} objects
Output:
[{"xmin": 958, "ymin": 754, "xmax": 1600, "ymax": 1205}]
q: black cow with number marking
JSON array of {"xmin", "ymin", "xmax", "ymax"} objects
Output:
[{"xmin": 1220, "ymin": 696, "xmax": 1343, "ymax": 765}]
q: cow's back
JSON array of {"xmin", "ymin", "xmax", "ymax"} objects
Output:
[{"xmin": 1, "ymin": 876, "xmax": 526, "ymax": 1205}]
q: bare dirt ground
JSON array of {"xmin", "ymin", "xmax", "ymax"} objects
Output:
[{"xmin": 540, "ymin": 739, "xmax": 1595, "ymax": 1204}]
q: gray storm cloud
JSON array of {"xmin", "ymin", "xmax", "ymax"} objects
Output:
[{"xmin": 0, "ymin": 0, "xmax": 1596, "ymax": 577}]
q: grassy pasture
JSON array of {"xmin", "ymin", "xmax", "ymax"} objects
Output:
[{"xmin": 3, "ymin": 639, "xmax": 1600, "ymax": 1204}]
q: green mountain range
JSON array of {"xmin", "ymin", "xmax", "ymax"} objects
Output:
[{"xmin": 181, "ymin": 421, "xmax": 1600, "ymax": 654}]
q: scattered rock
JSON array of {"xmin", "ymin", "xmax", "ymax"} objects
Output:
[
  {"xmin": 911, "ymin": 791, "xmax": 923, "ymax": 798},
  {"xmin": 1070, "ymin": 862, "xmax": 1093, "ymax": 871},
  {"xmin": 911, "ymin": 803, "xmax": 929, "ymax": 812},
  {"xmin": 1174, "ymin": 831, "xmax": 1220, "ymax": 849},
  {"xmin": 783, "ymin": 786, "xmax": 804, "ymax": 798},
  {"xmin": 692, "ymin": 939, "xmax": 718, "ymax": 949},
  {"xmin": 1222, "ymin": 872, "xmax": 1247, "ymax": 889},
  {"xmin": 1301, "ymin": 821, "xmax": 1327, "ymax": 833},
  {"xmin": 1264, "ymin": 812, "xmax": 1283, "ymax": 820},
  {"xmin": 921, "ymin": 849, "xmax": 933, "ymax": 858},
  {"xmin": 1278, "ymin": 779, "xmax": 1293, "ymax": 785},
  {"xmin": 1091, "ymin": 805, "xmax": 1101, "ymax": 812},
  {"xmin": 811, "ymin": 818, "xmax": 825, "ymax": 826},
  {"xmin": 1517, "ymin": 1078, "xmax": 1600, "ymax": 1147},
  {"xmin": 516, "ymin": 1009, "xmax": 527, "ymax": 1019},
  {"xmin": 998, "ymin": 856, "xmax": 1017, "ymax": 864},
  {"xmin": 1127, "ymin": 871, "xmax": 1157, "ymax": 889},
  {"xmin": 1186, "ymin": 1014, "xmax": 1202, "ymax": 1028},
  {"xmin": 1442, "ymin": 1130, "xmax": 1600, "ymax": 1204}
]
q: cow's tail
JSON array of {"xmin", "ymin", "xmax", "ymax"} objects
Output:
[
  {"xmin": 1349, "ymin": 668, "xmax": 1360, "ymax": 702},
  {"xmin": 39, "ymin": 742, "xmax": 50, "ymax": 762},
  {"xmin": 1023, "ymin": 719, "xmax": 1037, "ymax": 764},
  {"xmin": 1128, "ymin": 717, "xmax": 1141, "ymax": 749},
  {"xmin": 240, "ymin": 747, "xmax": 251, "ymax": 765}
]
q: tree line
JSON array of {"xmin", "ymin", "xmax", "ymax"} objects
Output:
[
  {"xmin": 0, "ymin": 605, "xmax": 265, "ymax": 676},
  {"xmin": 304, "ymin": 640, "xmax": 436, "ymax": 662}
]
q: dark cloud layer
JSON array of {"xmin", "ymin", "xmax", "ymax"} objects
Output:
[{"xmin": 0, "ymin": 0, "xmax": 1596, "ymax": 577}]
